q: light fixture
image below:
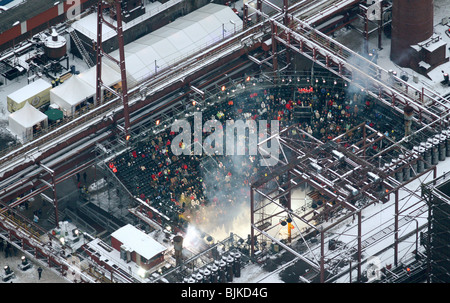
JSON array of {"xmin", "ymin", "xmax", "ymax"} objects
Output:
[
  {"xmin": 72, "ymin": 229, "xmax": 79, "ymax": 237},
  {"xmin": 4, "ymin": 265, "xmax": 11, "ymax": 275},
  {"xmin": 137, "ymin": 267, "xmax": 146, "ymax": 278}
]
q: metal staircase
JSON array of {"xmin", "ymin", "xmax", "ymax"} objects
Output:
[{"xmin": 68, "ymin": 28, "xmax": 94, "ymax": 68}]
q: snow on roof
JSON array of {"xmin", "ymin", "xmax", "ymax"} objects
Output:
[
  {"xmin": 70, "ymin": 0, "xmax": 179, "ymax": 41},
  {"xmin": 111, "ymin": 224, "xmax": 167, "ymax": 260},
  {"xmin": 9, "ymin": 102, "xmax": 47, "ymax": 128},
  {"xmin": 78, "ymin": 64, "xmax": 121, "ymax": 88},
  {"xmin": 50, "ymin": 74, "xmax": 95, "ymax": 106},
  {"xmin": 411, "ymin": 34, "xmax": 448, "ymax": 53},
  {"xmin": 104, "ymin": 3, "xmax": 242, "ymax": 83},
  {"xmin": 7, "ymin": 78, "xmax": 51, "ymax": 103}
]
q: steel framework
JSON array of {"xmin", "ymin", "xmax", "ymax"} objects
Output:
[
  {"xmin": 0, "ymin": 0, "xmax": 449, "ymax": 283},
  {"xmin": 95, "ymin": 0, "xmax": 131, "ymax": 139},
  {"xmin": 250, "ymin": 119, "xmax": 438, "ymax": 282}
]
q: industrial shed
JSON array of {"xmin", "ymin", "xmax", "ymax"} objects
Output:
[{"xmin": 110, "ymin": 224, "xmax": 167, "ymax": 272}]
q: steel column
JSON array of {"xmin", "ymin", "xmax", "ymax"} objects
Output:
[
  {"xmin": 250, "ymin": 186, "xmax": 255, "ymax": 257},
  {"xmin": 394, "ymin": 189, "xmax": 399, "ymax": 266},
  {"xmin": 95, "ymin": 0, "xmax": 103, "ymax": 107},
  {"xmin": 96, "ymin": 0, "xmax": 131, "ymax": 140}
]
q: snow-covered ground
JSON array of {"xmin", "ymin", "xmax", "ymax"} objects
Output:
[{"xmin": 0, "ymin": 249, "xmax": 69, "ymax": 283}]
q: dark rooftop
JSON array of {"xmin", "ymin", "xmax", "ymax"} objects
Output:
[{"xmin": 0, "ymin": 0, "xmax": 58, "ymax": 34}]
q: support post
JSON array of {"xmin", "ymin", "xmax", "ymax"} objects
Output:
[
  {"xmin": 95, "ymin": 0, "xmax": 103, "ymax": 106},
  {"xmin": 96, "ymin": 0, "xmax": 131, "ymax": 140},
  {"xmin": 378, "ymin": 1, "xmax": 383, "ymax": 50},
  {"xmin": 114, "ymin": 0, "xmax": 131, "ymax": 140},
  {"xmin": 250, "ymin": 187, "xmax": 255, "ymax": 257},
  {"xmin": 243, "ymin": 5, "xmax": 248, "ymax": 29},
  {"xmin": 364, "ymin": 8, "xmax": 369, "ymax": 54},
  {"xmin": 357, "ymin": 210, "xmax": 362, "ymax": 282},
  {"xmin": 270, "ymin": 20, "xmax": 278, "ymax": 80},
  {"xmin": 320, "ymin": 230, "xmax": 325, "ymax": 283},
  {"xmin": 394, "ymin": 189, "xmax": 399, "ymax": 266},
  {"xmin": 257, "ymin": 0, "xmax": 262, "ymax": 23}
]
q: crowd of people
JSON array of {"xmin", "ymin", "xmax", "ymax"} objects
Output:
[{"xmin": 109, "ymin": 77, "xmax": 406, "ymax": 231}]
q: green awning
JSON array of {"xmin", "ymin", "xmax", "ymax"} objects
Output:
[{"xmin": 44, "ymin": 108, "xmax": 64, "ymax": 121}]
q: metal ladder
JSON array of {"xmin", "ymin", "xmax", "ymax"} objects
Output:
[{"xmin": 68, "ymin": 28, "xmax": 94, "ymax": 68}]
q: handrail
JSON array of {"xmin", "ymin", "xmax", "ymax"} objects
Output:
[{"xmin": 0, "ymin": 22, "xmax": 263, "ymax": 171}]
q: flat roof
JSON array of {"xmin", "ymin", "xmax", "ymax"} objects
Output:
[
  {"xmin": 7, "ymin": 78, "xmax": 51, "ymax": 102},
  {"xmin": 0, "ymin": 0, "xmax": 55, "ymax": 34},
  {"xmin": 111, "ymin": 224, "xmax": 167, "ymax": 260}
]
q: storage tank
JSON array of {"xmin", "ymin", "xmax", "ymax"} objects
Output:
[
  {"xmin": 44, "ymin": 28, "xmax": 67, "ymax": 60},
  {"xmin": 390, "ymin": 0, "xmax": 434, "ymax": 67}
]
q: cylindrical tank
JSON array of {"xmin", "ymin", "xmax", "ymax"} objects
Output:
[
  {"xmin": 390, "ymin": 0, "xmax": 434, "ymax": 67},
  {"xmin": 423, "ymin": 142, "xmax": 432, "ymax": 168},
  {"xmin": 437, "ymin": 134, "xmax": 446, "ymax": 161},
  {"xmin": 233, "ymin": 252, "xmax": 241, "ymax": 278},
  {"xmin": 429, "ymin": 138, "xmax": 439, "ymax": 165},
  {"xmin": 44, "ymin": 28, "xmax": 67, "ymax": 60},
  {"xmin": 395, "ymin": 167, "xmax": 403, "ymax": 182},
  {"xmin": 411, "ymin": 146, "xmax": 420, "ymax": 176},
  {"xmin": 210, "ymin": 264, "xmax": 219, "ymax": 283},
  {"xmin": 417, "ymin": 145, "xmax": 425, "ymax": 173},
  {"xmin": 443, "ymin": 130, "xmax": 450, "ymax": 157},
  {"xmin": 195, "ymin": 273, "xmax": 204, "ymax": 283},
  {"xmin": 392, "ymin": 159, "xmax": 402, "ymax": 182},
  {"xmin": 399, "ymin": 155, "xmax": 410, "ymax": 181},
  {"xmin": 219, "ymin": 260, "xmax": 227, "ymax": 283},
  {"xmin": 226, "ymin": 255, "xmax": 234, "ymax": 282},
  {"xmin": 203, "ymin": 268, "xmax": 211, "ymax": 283}
]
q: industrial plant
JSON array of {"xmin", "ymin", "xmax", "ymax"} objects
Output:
[{"xmin": 0, "ymin": 0, "xmax": 449, "ymax": 285}]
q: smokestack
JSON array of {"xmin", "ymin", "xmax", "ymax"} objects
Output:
[
  {"xmin": 173, "ymin": 235, "xmax": 184, "ymax": 266},
  {"xmin": 390, "ymin": 0, "xmax": 434, "ymax": 67},
  {"xmin": 404, "ymin": 105, "xmax": 414, "ymax": 137}
]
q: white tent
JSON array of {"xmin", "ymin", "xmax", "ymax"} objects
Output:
[
  {"xmin": 77, "ymin": 64, "xmax": 122, "ymax": 100},
  {"xmin": 78, "ymin": 64, "xmax": 121, "ymax": 88},
  {"xmin": 8, "ymin": 102, "xmax": 48, "ymax": 143},
  {"xmin": 105, "ymin": 3, "xmax": 243, "ymax": 84},
  {"xmin": 50, "ymin": 75, "xmax": 96, "ymax": 116}
]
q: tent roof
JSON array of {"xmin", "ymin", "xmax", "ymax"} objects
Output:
[
  {"xmin": 105, "ymin": 3, "xmax": 242, "ymax": 82},
  {"xmin": 111, "ymin": 224, "xmax": 166, "ymax": 260},
  {"xmin": 78, "ymin": 64, "xmax": 121, "ymax": 88},
  {"xmin": 50, "ymin": 75, "xmax": 96, "ymax": 106},
  {"xmin": 9, "ymin": 102, "xmax": 47, "ymax": 128}
]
